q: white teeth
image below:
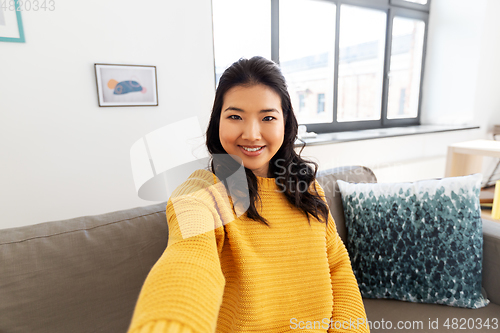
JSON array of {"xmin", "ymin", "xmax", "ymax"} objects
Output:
[{"xmin": 242, "ymin": 146, "xmax": 264, "ymax": 152}]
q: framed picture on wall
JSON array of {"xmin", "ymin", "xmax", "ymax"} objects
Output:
[
  {"xmin": 94, "ymin": 64, "xmax": 158, "ymax": 107},
  {"xmin": 0, "ymin": 0, "xmax": 26, "ymax": 43}
]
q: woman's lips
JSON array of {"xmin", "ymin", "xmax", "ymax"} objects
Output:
[{"xmin": 238, "ymin": 145, "xmax": 266, "ymax": 156}]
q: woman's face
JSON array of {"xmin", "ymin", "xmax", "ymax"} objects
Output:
[{"xmin": 219, "ymin": 84, "xmax": 285, "ymax": 178}]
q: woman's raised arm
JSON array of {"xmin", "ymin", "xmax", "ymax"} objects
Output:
[{"xmin": 127, "ymin": 189, "xmax": 226, "ymax": 333}]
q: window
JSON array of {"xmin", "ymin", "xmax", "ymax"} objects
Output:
[
  {"xmin": 337, "ymin": 5, "xmax": 386, "ymax": 123},
  {"xmin": 387, "ymin": 16, "xmax": 426, "ymax": 119},
  {"xmin": 212, "ymin": 0, "xmax": 430, "ymax": 133},
  {"xmin": 280, "ymin": 0, "xmax": 336, "ymax": 124}
]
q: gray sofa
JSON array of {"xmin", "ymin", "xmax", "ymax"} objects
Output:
[{"xmin": 1, "ymin": 166, "xmax": 499, "ymax": 333}]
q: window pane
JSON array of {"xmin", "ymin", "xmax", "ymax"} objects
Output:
[
  {"xmin": 212, "ymin": 0, "xmax": 271, "ymax": 85},
  {"xmin": 337, "ymin": 5, "xmax": 387, "ymax": 122},
  {"xmin": 317, "ymin": 93, "xmax": 325, "ymax": 113},
  {"xmin": 279, "ymin": 0, "xmax": 336, "ymax": 125},
  {"xmin": 387, "ymin": 17, "xmax": 425, "ymax": 119}
]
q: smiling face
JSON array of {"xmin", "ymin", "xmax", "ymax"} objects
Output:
[{"xmin": 219, "ymin": 84, "xmax": 285, "ymax": 178}]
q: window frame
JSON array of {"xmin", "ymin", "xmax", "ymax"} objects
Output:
[
  {"xmin": 383, "ymin": 6, "xmax": 429, "ymax": 127},
  {"xmin": 269, "ymin": 0, "xmax": 430, "ymax": 133}
]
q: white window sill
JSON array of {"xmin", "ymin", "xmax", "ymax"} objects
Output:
[{"xmin": 294, "ymin": 124, "xmax": 480, "ymax": 147}]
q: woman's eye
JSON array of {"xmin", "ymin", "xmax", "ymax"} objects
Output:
[{"xmin": 227, "ymin": 115, "xmax": 275, "ymax": 121}]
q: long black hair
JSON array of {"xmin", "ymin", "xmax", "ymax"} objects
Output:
[{"xmin": 206, "ymin": 56, "xmax": 329, "ymax": 227}]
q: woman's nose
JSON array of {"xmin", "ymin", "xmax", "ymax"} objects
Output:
[{"xmin": 241, "ymin": 121, "xmax": 261, "ymax": 141}]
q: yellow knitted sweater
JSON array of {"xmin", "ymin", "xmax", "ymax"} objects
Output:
[{"xmin": 127, "ymin": 169, "xmax": 369, "ymax": 333}]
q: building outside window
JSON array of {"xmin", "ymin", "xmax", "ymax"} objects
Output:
[
  {"xmin": 317, "ymin": 93, "xmax": 325, "ymax": 113},
  {"xmin": 298, "ymin": 92, "xmax": 306, "ymax": 113},
  {"xmin": 212, "ymin": 0, "xmax": 430, "ymax": 133}
]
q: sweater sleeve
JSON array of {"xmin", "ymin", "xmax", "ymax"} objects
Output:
[
  {"xmin": 313, "ymin": 181, "xmax": 370, "ymax": 333},
  {"xmin": 126, "ymin": 193, "xmax": 226, "ymax": 333}
]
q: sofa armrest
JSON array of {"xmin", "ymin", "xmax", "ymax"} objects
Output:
[{"xmin": 482, "ymin": 218, "xmax": 500, "ymax": 305}]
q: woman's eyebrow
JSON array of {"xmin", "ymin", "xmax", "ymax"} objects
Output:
[{"xmin": 223, "ymin": 107, "xmax": 280, "ymax": 113}]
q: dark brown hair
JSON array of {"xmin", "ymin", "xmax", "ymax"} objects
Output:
[{"xmin": 205, "ymin": 56, "xmax": 329, "ymax": 226}]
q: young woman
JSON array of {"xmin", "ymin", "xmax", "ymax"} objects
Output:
[{"xmin": 127, "ymin": 57, "xmax": 369, "ymax": 333}]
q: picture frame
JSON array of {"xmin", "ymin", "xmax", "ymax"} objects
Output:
[
  {"xmin": 0, "ymin": 0, "xmax": 26, "ymax": 43},
  {"xmin": 94, "ymin": 64, "xmax": 158, "ymax": 107}
]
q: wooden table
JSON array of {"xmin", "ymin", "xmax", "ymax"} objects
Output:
[
  {"xmin": 445, "ymin": 139, "xmax": 500, "ymax": 177},
  {"xmin": 445, "ymin": 140, "xmax": 500, "ymax": 222}
]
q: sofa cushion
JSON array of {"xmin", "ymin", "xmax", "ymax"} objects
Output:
[
  {"xmin": 482, "ymin": 219, "xmax": 500, "ymax": 305},
  {"xmin": 0, "ymin": 202, "xmax": 169, "ymax": 333},
  {"xmin": 316, "ymin": 166, "xmax": 377, "ymax": 245},
  {"xmin": 337, "ymin": 174, "xmax": 489, "ymax": 309}
]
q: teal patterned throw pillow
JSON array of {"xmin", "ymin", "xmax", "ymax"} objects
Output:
[{"xmin": 337, "ymin": 174, "xmax": 489, "ymax": 309}]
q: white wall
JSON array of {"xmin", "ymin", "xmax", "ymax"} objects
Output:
[
  {"xmin": 419, "ymin": 0, "xmax": 500, "ymax": 133},
  {"xmin": 473, "ymin": 0, "xmax": 500, "ymax": 132},
  {"xmin": 0, "ymin": 0, "xmax": 215, "ymax": 229},
  {"xmin": 2, "ymin": 0, "xmax": 500, "ymax": 229},
  {"xmin": 420, "ymin": 0, "xmax": 488, "ymax": 126}
]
